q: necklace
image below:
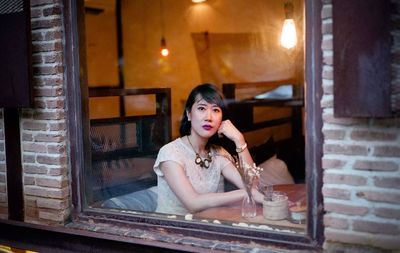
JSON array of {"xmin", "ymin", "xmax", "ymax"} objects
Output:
[{"xmin": 187, "ymin": 136, "xmax": 212, "ymax": 169}]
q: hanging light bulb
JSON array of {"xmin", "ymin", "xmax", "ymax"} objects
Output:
[
  {"xmin": 280, "ymin": 2, "xmax": 297, "ymax": 49},
  {"xmin": 159, "ymin": 0, "xmax": 169, "ymax": 57},
  {"xmin": 160, "ymin": 37, "xmax": 169, "ymax": 57}
]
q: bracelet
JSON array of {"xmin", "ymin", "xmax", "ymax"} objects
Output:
[{"xmin": 236, "ymin": 142, "xmax": 247, "ymax": 153}]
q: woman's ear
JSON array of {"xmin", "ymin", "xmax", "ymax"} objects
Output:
[{"xmin": 186, "ymin": 110, "xmax": 191, "ymax": 121}]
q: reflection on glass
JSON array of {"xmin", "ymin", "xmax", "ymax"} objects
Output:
[{"xmin": 84, "ymin": 0, "xmax": 305, "ymax": 234}]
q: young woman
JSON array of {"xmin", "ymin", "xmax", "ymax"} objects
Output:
[{"xmin": 153, "ymin": 83, "xmax": 264, "ymax": 215}]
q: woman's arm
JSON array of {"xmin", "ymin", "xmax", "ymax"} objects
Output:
[
  {"xmin": 217, "ymin": 120, "xmax": 254, "ymax": 166},
  {"xmin": 160, "ymin": 160, "xmax": 246, "ymax": 213},
  {"xmin": 218, "ymin": 120, "xmax": 264, "ymax": 203}
]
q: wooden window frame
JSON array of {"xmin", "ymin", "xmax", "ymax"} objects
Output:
[{"xmin": 65, "ymin": 0, "xmax": 324, "ymax": 250}]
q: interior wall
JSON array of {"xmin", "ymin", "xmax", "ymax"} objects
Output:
[{"xmin": 85, "ymin": 0, "xmax": 304, "ymax": 139}]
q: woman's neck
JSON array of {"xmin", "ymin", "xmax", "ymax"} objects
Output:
[{"xmin": 187, "ymin": 134, "xmax": 208, "ymax": 155}]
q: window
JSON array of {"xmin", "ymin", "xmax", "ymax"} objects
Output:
[{"xmin": 67, "ymin": 0, "xmax": 323, "ymax": 248}]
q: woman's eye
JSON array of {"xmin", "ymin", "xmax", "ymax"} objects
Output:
[
  {"xmin": 213, "ymin": 108, "xmax": 221, "ymax": 113},
  {"xmin": 197, "ymin": 106, "xmax": 205, "ymax": 111}
]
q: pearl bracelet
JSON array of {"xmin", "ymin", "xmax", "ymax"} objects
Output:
[{"xmin": 236, "ymin": 142, "xmax": 247, "ymax": 153}]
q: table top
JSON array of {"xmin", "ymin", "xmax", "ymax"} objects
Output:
[{"xmin": 194, "ymin": 184, "xmax": 307, "ymax": 231}]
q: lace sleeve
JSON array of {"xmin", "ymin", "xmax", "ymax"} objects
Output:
[{"xmin": 153, "ymin": 142, "xmax": 184, "ymax": 177}]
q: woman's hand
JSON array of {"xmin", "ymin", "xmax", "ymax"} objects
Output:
[
  {"xmin": 217, "ymin": 120, "xmax": 245, "ymax": 147},
  {"xmin": 251, "ymin": 187, "xmax": 264, "ymax": 204}
]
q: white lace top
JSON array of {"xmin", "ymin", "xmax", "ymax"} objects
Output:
[{"xmin": 153, "ymin": 137, "xmax": 234, "ymax": 215}]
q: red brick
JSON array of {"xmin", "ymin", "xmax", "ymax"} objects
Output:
[
  {"xmin": 36, "ymin": 155, "xmax": 66, "ymax": 166},
  {"xmin": 22, "ymin": 133, "xmax": 33, "ymax": 141},
  {"xmin": 32, "ymin": 54, "xmax": 43, "ymax": 63},
  {"xmin": 34, "ymin": 86, "xmax": 64, "ymax": 97},
  {"xmin": 322, "ymin": 158, "xmax": 346, "ymax": 169},
  {"xmin": 34, "ymin": 100, "xmax": 47, "ymax": 109},
  {"xmin": 322, "ymin": 21, "xmax": 332, "ymax": 34},
  {"xmin": 34, "ymin": 133, "xmax": 64, "ymax": 142},
  {"xmin": 356, "ymin": 190, "xmax": 400, "ymax": 204},
  {"xmin": 32, "ymin": 65, "xmax": 63, "ymax": 75},
  {"xmin": 353, "ymin": 160, "xmax": 398, "ymax": 171},
  {"xmin": 323, "ymin": 144, "xmax": 368, "ymax": 156},
  {"xmin": 23, "ymin": 143, "xmax": 47, "ymax": 153},
  {"xmin": 25, "ymin": 197, "xmax": 37, "ymax": 207},
  {"xmin": 374, "ymin": 177, "xmax": 400, "ymax": 189},
  {"xmin": 23, "ymin": 154, "xmax": 36, "ymax": 163},
  {"xmin": 324, "ymin": 202, "xmax": 369, "ymax": 216},
  {"xmin": 24, "ymin": 175, "xmax": 36, "ymax": 185},
  {"xmin": 322, "ymin": 114, "xmax": 368, "ymax": 125},
  {"xmin": 36, "ymin": 177, "xmax": 67, "ymax": 188},
  {"xmin": 30, "ymin": 8, "xmax": 42, "ymax": 18},
  {"xmin": 353, "ymin": 219, "xmax": 399, "ymax": 235},
  {"xmin": 350, "ymin": 130, "xmax": 397, "ymax": 141},
  {"xmin": 43, "ymin": 6, "xmax": 61, "ymax": 16},
  {"xmin": 33, "ymin": 111, "xmax": 65, "ymax": 120},
  {"xmin": 322, "ymin": 186, "xmax": 351, "ymax": 200},
  {"xmin": 47, "ymin": 144, "xmax": 66, "ymax": 154},
  {"xmin": 39, "ymin": 209, "xmax": 69, "ymax": 222},
  {"xmin": 48, "ymin": 166, "xmax": 67, "ymax": 176},
  {"xmin": 25, "ymin": 207, "xmax": 39, "ymax": 219},
  {"xmin": 44, "ymin": 52, "xmax": 63, "ymax": 63},
  {"xmin": 374, "ymin": 207, "xmax": 400, "ymax": 219},
  {"xmin": 49, "ymin": 122, "xmax": 66, "ymax": 131},
  {"xmin": 322, "ymin": 129, "xmax": 345, "ymax": 140},
  {"xmin": 325, "ymin": 229, "xmax": 400, "ymax": 250},
  {"xmin": 373, "ymin": 146, "xmax": 400, "ymax": 157},
  {"xmin": 46, "ymin": 99, "xmax": 64, "ymax": 109},
  {"xmin": 24, "ymin": 165, "xmax": 48, "ymax": 174},
  {"xmin": 323, "ymin": 214, "xmax": 349, "ymax": 230},
  {"xmin": 33, "ymin": 76, "xmax": 63, "ymax": 86},
  {"xmin": 31, "ymin": 19, "xmax": 62, "ymax": 30},
  {"xmin": 37, "ymin": 198, "xmax": 68, "ymax": 210},
  {"xmin": 32, "ymin": 41, "xmax": 63, "ymax": 53},
  {"xmin": 25, "ymin": 186, "xmax": 69, "ymax": 199}
]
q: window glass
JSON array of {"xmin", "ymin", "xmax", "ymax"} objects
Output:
[{"xmin": 84, "ymin": 0, "xmax": 306, "ymax": 235}]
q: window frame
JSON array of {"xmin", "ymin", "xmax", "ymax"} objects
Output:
[{"xmin": 65, "ymin": 0, "xmax": 324, "ymax": 249}]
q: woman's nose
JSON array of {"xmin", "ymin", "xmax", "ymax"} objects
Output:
[{"xmin": 204, "ymin": 109, "xmax": 212, "ymax": 121}]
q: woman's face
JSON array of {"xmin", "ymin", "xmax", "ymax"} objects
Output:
[{"xmin": 187, "ymin": 95, "xmax": 223, "ymax": 139}]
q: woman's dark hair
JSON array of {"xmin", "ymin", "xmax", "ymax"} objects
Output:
[
  {"xmin": 179, "ymin": 83, "xmax": 230, "ymax": 137},
  {"xmin": 180, "ymin": 83, "xmax": 236, "ymax": 154}
]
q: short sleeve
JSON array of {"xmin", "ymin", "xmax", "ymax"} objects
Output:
[{"xmin": 153, "ymin": 142, "xmax": 184, "ymax": 177}]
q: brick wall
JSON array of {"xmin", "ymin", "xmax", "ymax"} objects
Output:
[
  {"xmin": 20, "ymin": 0, "xmax": 70, "ymax": 225},
  {"xmin": 0, "ymin": 109, "xmax": 7, "ymax": 219},
  {"xmin": 321, "ymin": 0, "xmax": 400, "ymax": 251}
]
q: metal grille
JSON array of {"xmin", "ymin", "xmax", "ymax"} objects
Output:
[{"xmin": 0, "ymin": 0, "xmax": 23, "ymax": 14}]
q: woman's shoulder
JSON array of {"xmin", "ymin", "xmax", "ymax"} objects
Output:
[{"xmin": 159, "ymin": 138, "xmax": 185, "ymax": 154}]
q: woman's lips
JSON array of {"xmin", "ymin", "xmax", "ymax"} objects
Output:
[{"xmin": 202, "ymin": 125, "xmax": 212, "ymax": 130}]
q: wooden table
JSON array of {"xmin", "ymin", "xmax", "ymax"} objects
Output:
[{"xmin": 195, "ymin": 184, "xmax": 306, "ymax": 231}]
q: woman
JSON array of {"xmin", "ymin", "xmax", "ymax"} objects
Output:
[{"xmin": 153, "ymin": 83, "xmax": 264, "ymax": 215}]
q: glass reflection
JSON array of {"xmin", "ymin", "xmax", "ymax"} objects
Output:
[{"xmin": 84, "ymin": 0, "xmax": 305, "ymax": 234}]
